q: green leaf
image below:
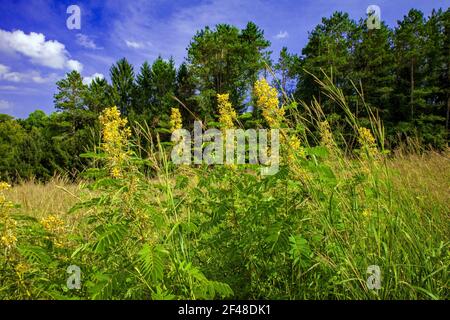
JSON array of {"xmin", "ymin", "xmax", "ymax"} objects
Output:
[
  {"xmin": 92, "ymin": 223, "xmax": 128, "ymax": 253},
  {"xmin": 137, "ymin": 244, "xmax": 168, "ymax": 283},
  {"xmin": 18, "ymin": 245, "xmax": 52, "ymax": 265}
]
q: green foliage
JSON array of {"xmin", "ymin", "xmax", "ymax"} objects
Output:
[
  {"xmin": 187, "ymin": 22, "xmax": 270, "ymax": 116},
  {"xmin": 0, "ymin": 9, "xmax": 448, "ymax": 301},
  {"xmin": 110, "ymin": 58, "xmax": 136, "ymax": 115}
]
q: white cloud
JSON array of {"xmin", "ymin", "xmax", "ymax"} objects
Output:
[
  {"xmin": 76, "ymin": 33, "xmax": 100, "ymax": 49},
  {"xmin": 274, "ymin": 31, "xmax": 289, "ymax": 39},
  {"xmin": 66, "ymin": 59, "xmax": 83, "ymax": 72},
  {"xmin": 0, "ymin": 99, "xmax": 13, "ymax": 111},
  {"xmin": 125, "ymin": 40, "xmax": 145, "ymax": 49},
  {"xmin": 0, "ymin": 63, "xmax": 58, "ymax": 84},
  {"xmin": 0, "ymin": 64, "xmax": 21, "ymax": 82},
  {"xmin": 0, "ymin": 29, "xmax": 83, "ymax": 71},
  {"xmin": 83, "ymin": 73, "xmax": 104, "ymax": 85}
]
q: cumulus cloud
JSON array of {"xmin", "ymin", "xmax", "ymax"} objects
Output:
[
  {"xmin": 0, "ymin": 63, "xmax": 58, "ymax": 84},
  {"xmin": 274, "ymin": 31, "xmax": 289, "ymax": 39},
  {"xmin": 0, "ymin": 99, "xmax": 13, "ymax": 111},
  {"xmin": 83, "ymin": 73, "xmax": 105, "ymax": 85},
  {"xmin": 66, "ymin": 59, "xmax": 83, "ymax": 72},
  {"xmin": 0, "ymin": 29, "xmax": 83, "ymax": 71},
  {"xmin": 76, "ymin": 33, "xmax": 100, "ymax": 49}
]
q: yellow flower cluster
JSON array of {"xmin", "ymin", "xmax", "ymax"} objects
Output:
[
  {"xmin": 1, "ymin": 219, "xmax": 17, "ymax": 249},
  {"xmin": 170, "ymin": 108, "xmax": 183, "ymax": 132},
  {"xmin": 0, "ymin": 182, "xmax": 11, "ymax": 191},
  {"xmin": 217, "ymin": 93, "xmax": 237, "ymax": 129},
  {"xmin": 99, "ymin": 106, "xmax": 131, "ymax": 178},
  {"xmin": 41, "ymin": 215, "xmax": 65, "ymax": 234},
  {"xmin": 254, "ymin": 78, "xmax": 285, "ymax": 128},
  {"xmin": 1, "ymin": 233, "xmax": 17, "ymax": 248},
  {"xmin": 286, "ymin": 134, "xmax": 306, "ymax": 164},
  {"xmin": 0, "ymin": 181, "xmax": 17, "ymax": 250},
  {"xmin": 0, "ymin": 182, "xmax": 11, "ymax": 206},
  {"xmin": 41, "ymin": 215, "xmax": 66, "ymax": 248},
  {"xmin": 357, "ymin": 127, "xmax": 378, "ymax": 158},
  {"xmin": 281, "ymin": 132, "xmax": 309, "ymax": 180},
  {"xmin": 318, "ymin": 120, "xmax": 334, "ymax": 150}
]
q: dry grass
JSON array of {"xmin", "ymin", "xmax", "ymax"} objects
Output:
[
  {"xmin": 4, "ymin": 176, "xmax": 85, "ymax": 226},
  {"xmin": 387, "ymin": 150, "xmax": 450, "ymax": 210}
]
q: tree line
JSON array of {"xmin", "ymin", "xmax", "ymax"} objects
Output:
[{"xmin": 0, "ymin": 8, "xmax": 448, "ymax": 181}]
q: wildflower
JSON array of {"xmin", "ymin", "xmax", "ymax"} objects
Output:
[
  {"xmin": 282, "ymin": 132, "xmax": 309, "ymax": 181},
  {"xmin": 169, "ymin": 108, "xmax": 183, "ymax": 132},
  {"xmin": 41, "ymin": 215, "xmax": 66, "ymax": 248},
  {"xmin": 285, "ymin": 133, "xmax": 306, "ymax": 164},
  {"xmin": 99, "ymin": 106, "xmax": 131, "ymax": 178},
  {"xmin": 217, "ymin": 93, "xmax": 237, "ymax": 129},
  {"xmin": 1, "ymin": 233, "xmax": 17, "ymax": 249},
  {"xmin": 254, "ymin": 78, "xmax": 285, "ymax": 128},
  {"xmin": 0, "ymin": 182, "xmax": 11, "ymax": 191},
  {"xmin": 318, "ymin": 120, "xmax": 334, "ymax": 150},
  {"xmin": 41, "ymin": 215, "xmax": 65, "ymax": 234},
  {"xmin": 357, "ymin": 127, "xmax": 378, "ymax": 158}
]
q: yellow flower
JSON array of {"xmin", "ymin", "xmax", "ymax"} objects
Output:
[
  {"xmin": 99, "ymin": 106, "xmax": 131, "ymax": 178},
  {"xmin": 169, "ymin": 107, "xmax": 183, "ymax": 132},
  {"xmin": 284, "ymin": 133, "xmax": 306, "ymax": 164},
  {"xmin": 0, "ymin": 182, "xmax": 11, "ymax": 191},
  {"xmin": 318, "ymin": 120, "xmax": 334, "ymax": 150},
  {"xmin": 217, "ymin": 93, "xmax": 237, "ymax": 129},
  {"xmin": 1, "ymin": 233, "xmax": 17, "ymax": 248},
  {"xmin": 41, "ymin": 215, "xmax": 65, "ymax": 234},
  {"xmin": 358, "ymin": 127, "xmax": 375, "ymax": 146},
  {"xmin": 254, "ymin": 78, "xmax": 284, "ymax": 128},
  {"xmin": 41, "ymin": 215, "xmax": 66, "ymax": 248},
  {"xmin": 357, "ymin": 127, "xmax": 378, "ymax": 158}
]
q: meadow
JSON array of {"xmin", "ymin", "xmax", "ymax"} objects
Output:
[{"xmin": 0, "ymin": 78, "xmax": 448, "ymax": 300}]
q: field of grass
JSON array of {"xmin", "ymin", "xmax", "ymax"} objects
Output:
[{"xmin": 0, "ymin": 80, "xmax": 448, "ymax": 300}]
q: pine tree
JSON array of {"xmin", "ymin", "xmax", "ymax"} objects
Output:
[
  {"xmin": 294, "ymin": 12, "xmax": 357, "ymax": 114},
  {"xmin": 150, "ymin": 56, "xmax": 177, "ymax": 117},
  {"xmin": 136, "ymin": 61, "xmax": 154, "ymax": 116},
  {"xmin": 274, "ymin": 47, "xmax": 299, "ymax": 96},
  {"xmin": 54, "ymin": 70, "xmax": 87, "ymax": 112},
  {"xmin": 187, "ymin": 22, "xmax": 270, "ymax": 116},
  {"xmin": 353, "ymin": 19, "xmax": 395, "ymax": 125},
  {"xmin": 110, "ymin": 58, "xmax": 135, "ymax": 115},
  {"xmin": 85, "ymin": 77, "xmax": 111, "ymax": 114},
  {"xmin": 393, "ymin": 9, "xmax": 426, "ymax": 123}
]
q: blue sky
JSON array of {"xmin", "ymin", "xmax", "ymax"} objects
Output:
[{"xmin": 0, "ymin": 0, "xmax": 448, "ymax": 118}]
